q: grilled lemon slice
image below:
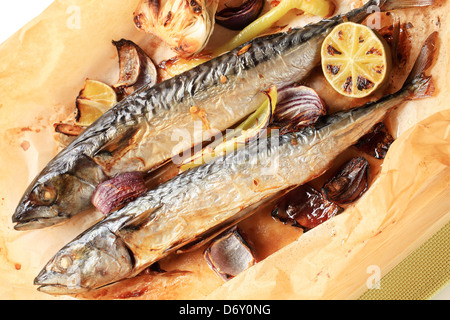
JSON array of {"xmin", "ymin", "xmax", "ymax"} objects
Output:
[
  {"xmin": 321, "ymin": 22, "xmax": 391, "ymax": 98},
  {"xmin": 76, "ymin": 79, "xmax": 117, "ymax": 126}
]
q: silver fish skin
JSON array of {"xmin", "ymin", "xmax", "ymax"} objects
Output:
[
  {"xmin": 14, "ymin": 0, "xmax": 433, "ymax": 230},
  {"xmin": 33, "ymin": 31, "xmax": 437, "ymax": 294}
]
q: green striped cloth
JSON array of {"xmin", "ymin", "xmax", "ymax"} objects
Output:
[{"xmin": 359, "ymin": 221, "xmax": 450, "ymax": 300}]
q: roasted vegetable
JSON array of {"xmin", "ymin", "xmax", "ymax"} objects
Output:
[
  {"xmin": 355, "ymin": 122, "xmax": 394, "ymax": 159},
  {"xmin": 112, "ymin": 39, "xmax": 157, "ymax": 97},
  {"xmin": 271, "ymin": 184, "xmax": 343, "ymax": 229},
  {"xmin": 322, "ymin": 157, "xmax": 369, "ymax": 205},
  {"xmin": 204, "ymin": 227, "xmax": 256, "ymax": 281},
  {"xmin": 214, "ymin": 0, "xmax": 335, "ymax": 55},
  {"xmin": 91, "ymin": 172, "xmax": 147, "ymax": 215},
  {"xmin": 272, "ymin": 85, "xmax": 326, "ymax": 134},
  {"xmin": 133, "ymin": 0, "xmax": 219, "ymax": 56},
  {"xmin": 159, "ymin": 0, "xmax": 335, "ymax": 77},
  {"xmin": 215, "ymin": 0, "xmax": 264, "ymax": 30}
]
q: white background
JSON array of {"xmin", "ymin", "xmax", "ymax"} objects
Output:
[
  {"xmin": 0, "ymin": 1, "xmax": 54, "ymax": 44},
  {"xmin": 0, "ymin": 0, "xmax": 448, "ymax": 300}
]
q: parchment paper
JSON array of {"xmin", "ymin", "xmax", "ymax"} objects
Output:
[{"xmin": 0, "ymin": 0, "xmax": 448, "ymax": 300}]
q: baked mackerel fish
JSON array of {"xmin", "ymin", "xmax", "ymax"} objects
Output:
[
  {"xmin": 34, "ymin": 32, "xmax": 437, "ymax": 294},
  {"xmin": 12, "ymin": 0, "xmax": 433, "ymax": 231}
]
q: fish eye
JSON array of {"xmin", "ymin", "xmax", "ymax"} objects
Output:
[
  {"xmin": 57, "ymin": 255, "xmax": 73, "ymax": 272},
  {"xmin": 30, "ymin": 184, "xmax": 57, "ymax": 206}
]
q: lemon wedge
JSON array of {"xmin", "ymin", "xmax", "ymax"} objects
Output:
[
  {"xmin": 76, "ymin": 79, "xmax": 117, "ymax": 126},
  {"xmin": 321, "ymin": 22, "xmax": 391, "ymax": 98}
]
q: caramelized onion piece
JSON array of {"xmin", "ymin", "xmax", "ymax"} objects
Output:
[
  {"xmin": 355, "ymin": 123, "xmax": 394, "ymax": 159},
  {"xmin": 271, "ymin": 184, "xmax": 343, "ymax": 230},
  {"xmin": 112, "ymin": 39, "xmax": 157, "ymax": 98},
  {"xmin": 204, "ymin": 227, "xmax": 256, "ymax": 281},
  {"xmin": 322, "ymin": 157, "xmax": 369, "ymax": 205},
  {"xmin": 272, "ymin": 85, "xmax": 327, "ymax": 134},
  {"xmin": 92, "ymin": 172, "xmax": 147, "ymax": 215},
  {"xmin": 54, "ymin": 123, "xmax": 85, "ymax": 136},
  {"xmin": 215, "ymin": 0, "xmax": 264, "ymax": 31}
]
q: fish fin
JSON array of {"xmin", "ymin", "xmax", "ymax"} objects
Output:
[
  {"xmin": 402, "ymin": 32, "xmax": 438, "ymax": 99},
  {"xmin": 381, "ymin": 0, "xmax": 435, "ymax": 11},
  {"xmin": 93, "ymin": 126, "xmax": 141, "ymax": 170},
  {"xmin": 406, "ymin": 76, "xmax": 435, "ymax": 100},
  {"xmin": 118, "ymin": 206, "xmax": 161, "ymax": 235},
  {"xmin": 405, "ymin": 32, "xmax": 438, "ymax": 84}
]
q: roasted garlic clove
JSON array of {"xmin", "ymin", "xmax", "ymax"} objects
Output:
[
  {"xmin": 204, "ymin": 227, "xmax": 256, "ymax": 281},
  {"xmin": 112, "ymin": 39, "xmax": 157, "ymax": 97},
  {"xmin": 133, "ymin": 0, "xmax": 219, "ymax": 56}
]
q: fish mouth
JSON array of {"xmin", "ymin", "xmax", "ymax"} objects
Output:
[
  {"xmin": 36, "ymin": 284, "xmax": 87, "ymax": 295},
  {"xmin": 35, "ymin": 282, "xmax": 90, "ymax": 295},
  {"xmin": 34, "ymin": 270, "xmax": 88, "ymax": 295},
  {"xmin": 12, "ymin": 203, "xmax": 63, "ymax": 230},
  {"xmin": 13, "ymin": 216, "xmax": 67, "ymax": 231}
]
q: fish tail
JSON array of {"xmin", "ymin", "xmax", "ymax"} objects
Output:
[
  {"xmin": 381, "ymin": 0, "xmax": 436, "ymax": 11},
  {"xmin": 402, "ymin": 32, "xmax": 438, "ymax": 100}
]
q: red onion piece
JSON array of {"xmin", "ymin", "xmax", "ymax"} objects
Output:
[
  {"xmin": 92, "ymin": 172, "xmax": 147, "ymax": 215},
  {"xmin": 215, "ymin": 0, "xmax": 264, "ymax": 31},
  {"xmin": 273, "ymin": 85, "xmax": 327, "ymax": 134}
]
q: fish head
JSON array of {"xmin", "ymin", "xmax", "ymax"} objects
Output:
[
  {"xmin": 12, "ymin": 155, "xmax": 107, "ymax": 230},
  {"xmin": 12, "ymin": 173, "xmax": 94, "ymax": 230},
  {"xmin": 34, "ymin": 224, "xmax": 134, "ymax": 295}
]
